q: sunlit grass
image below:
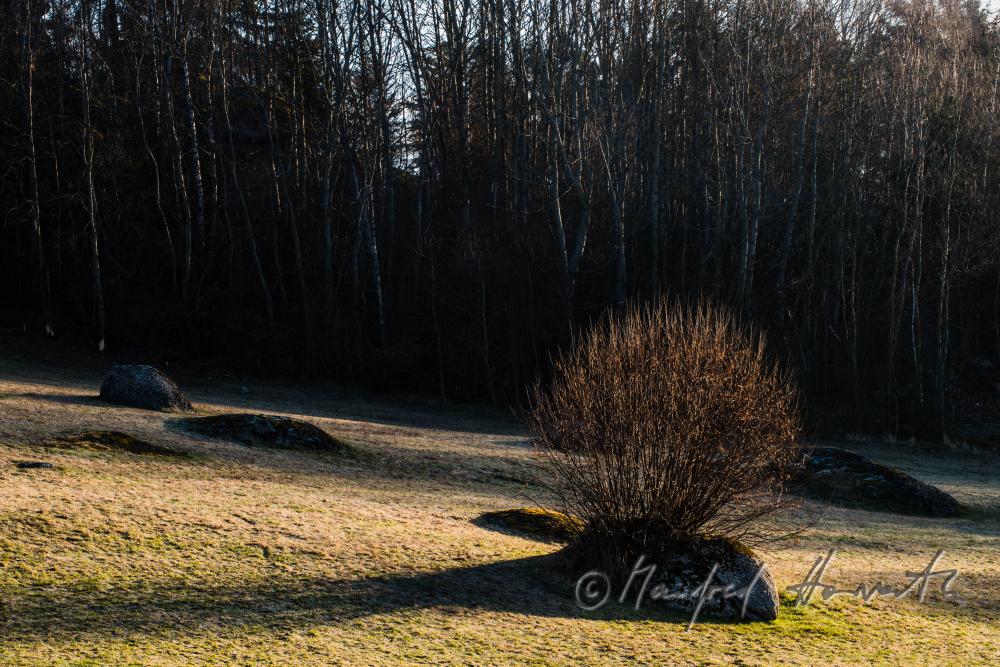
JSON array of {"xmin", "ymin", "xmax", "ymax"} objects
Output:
[{"xmin": 0, "ymin": 367, "xmax": 997, "ymax": 665}]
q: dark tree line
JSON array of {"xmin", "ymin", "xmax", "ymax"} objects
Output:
[{"xmin": 2, "ymin": 0, "xmax": 999, "ymax": 434}]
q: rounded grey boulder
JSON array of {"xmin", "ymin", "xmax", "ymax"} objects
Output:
[
  {"xmin": 99, "ymin": 365, "xmax": 193, "ymax": 412},
  {"xmin": 641, "ymin": 538, "xmax": 779, "ymax": 622}
]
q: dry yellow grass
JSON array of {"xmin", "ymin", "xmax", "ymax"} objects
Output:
[{"xmin": 0, "ymin": 347, "xmax": 998, "ymax": 665}]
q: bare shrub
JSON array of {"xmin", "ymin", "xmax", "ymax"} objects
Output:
[{"xmin": 528, "ymin": 300, "xmax": 801, "ymax": 572}]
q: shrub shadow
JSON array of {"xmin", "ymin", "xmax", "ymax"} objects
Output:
[{"xmin": 0, "ymin": 553, "xmax": 696, "ymax": 642}]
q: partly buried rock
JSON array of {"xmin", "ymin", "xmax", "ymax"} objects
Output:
[
  {"xmin": 13, "ymin": 460, "xmax": 56, "ymax": 470},
  {"xmin": 45, "ymin": 431, "xmax": 190, "ymax": 457},
  {"xmin": 788, "ymin": 446, "xmax": 960, "ymax": 517},
  {"xmin": 475, "ymin": 508, "xmax": 583, "ymax": 542},
  {"xmin": 180, "ymin": 414, "xmax": 348, "ymax": 452},
  {"xmin": 627, "ymin": 538, "xmax": 779, "ymax": 622},
  {"xmin": 99, "ymin": 365, "xmax": 192, "ymax": 411}
]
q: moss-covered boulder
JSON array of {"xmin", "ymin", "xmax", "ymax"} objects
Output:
[
  {"xmin": 788, "ymin": 446, "xmax": 960, "ymax": 517},
  {"xmin": 179, "ymin": 414, "xmax": 348, "ymax": 452},
  {"xmin": 475, "ymin": 508, "xmax": 583, "ymax": 542}
]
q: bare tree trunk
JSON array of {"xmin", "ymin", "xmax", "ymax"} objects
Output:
[
  {"xmin": 23, "ymin": 1, "xmax": 53, "ymax": 335},
  {"xmin": 181, "ymin": 43, "xmax": 205, "ymax": 252},
  {"xmin": 221, "ymin": 44, "xmax": 275, "ymax": 332},
  {"xmin": 80, "ymin": 1, "xmax": 105, "ymax": 351},
  {"xmin": 776, "ymin": 70, "xmax": 814, "ymax": 303},
  {"xmin": 598, "ymin": 136, "xmax": 626, "ymax": 306},
  {"xmin": 164, "ymin": 45, "xmax": 193, "ymax": 296},
  {"xmin": 316, "ymin": 0, "xmax": 336, "ymax": 331}
]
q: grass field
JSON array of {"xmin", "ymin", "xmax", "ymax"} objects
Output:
[{"xmin": 1, "ymin": 347, "xmax": 998, "ymax": 665}]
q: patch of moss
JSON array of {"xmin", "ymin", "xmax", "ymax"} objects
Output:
[
  {"xmin": 475, "ymin": 508, "xmax": 583, "ymax": 541},
  {"xmin": 713, "ymin": 535, "xmax": 759, "ymax": 559},
  {"xmin": 43, "ymin": 431, "xmax": 191, "ymax": 458}
]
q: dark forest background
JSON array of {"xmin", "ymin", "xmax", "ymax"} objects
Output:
[{"xmin": 2, "ymin": 0, "xmax": 999, "ymax": 436}]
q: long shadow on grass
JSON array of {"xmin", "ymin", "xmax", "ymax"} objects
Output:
[
  {"xmin": 5, "ymin": 371, "xmax": 522, "ymax": 438},
  {"xmin": 9, "ymin": 391, "xmax": 108, "ymax": 408},
  {"xmin": 4, "ymin": 555, "xmax": 994, "ymax": 643},
  {"xmin": 163, "ymin": 416, "xmax": 542, "ymax": 490},
  {"xmin": 0, "ymin": 553, "xmax": 699, "ymax": 641}
]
